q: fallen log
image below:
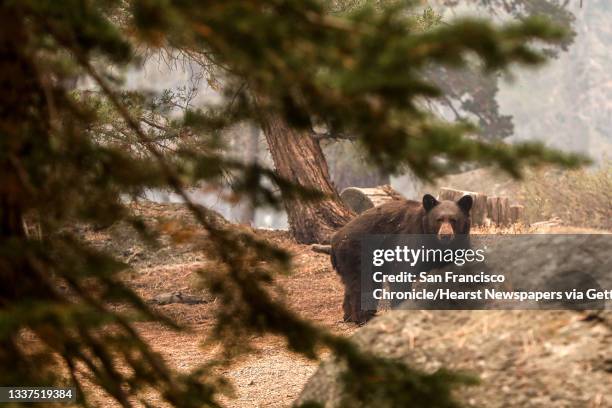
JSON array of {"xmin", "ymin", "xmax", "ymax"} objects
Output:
[
  {"xmin": 148, "ymin": 291, "xmax": 211, "ymax": 305},
  {"xmin": 339, "ymin": 185, "xmax": 404, "ymax": 214},
  {"xmin": 509, "ymin": 204, "xmax": 525, "ymax": 225},
  {"xmin": 311, "ymin": 244, "xmax": 332, "ymax": 254},
  {"xmin": 487, "ymin": 196, "xmax": 510, "ymax": 226}
]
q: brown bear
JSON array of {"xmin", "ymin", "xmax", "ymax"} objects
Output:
[{"xmin": 331, "ymin": 194, "xmax": 473, "ymax": 323}]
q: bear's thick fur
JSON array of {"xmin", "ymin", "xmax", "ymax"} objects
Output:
[{"xmin": 331, "ymin": 194, "xmax": 472, "ymax": 323}]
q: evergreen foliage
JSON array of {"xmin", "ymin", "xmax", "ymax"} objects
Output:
[{"xmin": 0, "ymin": 0, "xmax": 586, "ymax": 406}]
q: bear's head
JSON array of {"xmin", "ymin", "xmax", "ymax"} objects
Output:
[{"xmin": 421, "ymin": 194, "xmax": 472, "ymax": 243}]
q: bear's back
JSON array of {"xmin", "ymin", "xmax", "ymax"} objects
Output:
[
  {"xmin": 331, "ymin": 199, "xmax": 425, "ymax": 274},
  {"xmin": 334, "ymin": 199, "xmax": 424, "ymax": 240}
]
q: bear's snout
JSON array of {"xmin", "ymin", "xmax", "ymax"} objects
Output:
[{"xmin": 437, "ymin": 222, "xmax": 455, "ymax": 242}]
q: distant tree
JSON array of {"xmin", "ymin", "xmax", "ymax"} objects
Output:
[
  {"xmin": 323, "ymin": 0, "xmax": 577, "ymax": 198},
  {"xmin": 432, "ymin": 0, "xmax": 575, "ymax": 141},
  {"xmin": 324, "ymin": 140, "xmax": 390, "ymax": 191},
  {"xmin": 0, "ymin": 1, "xmax": 586, "ymax": 407}
]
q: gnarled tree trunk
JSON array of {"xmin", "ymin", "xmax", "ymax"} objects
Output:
[{"xmin": 259, "ymin": 114, "xmax": 353, "ymax": 244}]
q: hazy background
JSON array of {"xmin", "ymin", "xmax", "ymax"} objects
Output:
[{"xmin": 122, "ymin": 0, "xmax": 611, "ymax": 228}]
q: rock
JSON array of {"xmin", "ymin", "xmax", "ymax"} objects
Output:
[{"xmin": 297, "ymin": 235, "xmax": 612, "ymax": 407}]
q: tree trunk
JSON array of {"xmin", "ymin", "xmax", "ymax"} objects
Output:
[
  {"xmin": 0, "ymin": 10, "xmax": 34, "ymax": 301},
  {"xmin": 236, "ymin": 124, "xmax": 259, "ymax": 225},
  {"xmin": 0, "ymin": 11, "xmax": 59, "ymax": 372},
  {"xmin": 259, "ymin": 114, "xmax": 353, "ymax": 244}
]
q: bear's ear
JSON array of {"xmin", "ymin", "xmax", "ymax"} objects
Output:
[
  {"xmin": 422, "ymin": 194, "xmax": 439, "ymax": 212},
  {"xmin": 457, "ymin": 195, "xmax": 473, "ymax": 214}
]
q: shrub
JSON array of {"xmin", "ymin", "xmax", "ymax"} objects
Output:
[{"xmin": 521, "ymin": 161, "xmax": 611, "ymax": 229}]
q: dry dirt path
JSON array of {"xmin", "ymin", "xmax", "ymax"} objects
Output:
[{"xmin": 114, "ymin": 231, "xmax": 357, "ymax": 408}]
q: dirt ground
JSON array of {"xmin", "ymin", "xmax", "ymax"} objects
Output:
[
  {"xmin": 80, "ymin": 201, "xmax": 610, "ymax": 407},
  {"xmin": 129, "ymin": 239, "xmax": 355, "ymax": 408},
  {"xmin": 80, "ymin": 202, "xmax": 358, "ymax": 407}
]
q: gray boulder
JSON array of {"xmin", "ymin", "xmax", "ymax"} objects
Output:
[{"xmin": 297, "ymin": 235, "xmax": 612, "ymax": 407}]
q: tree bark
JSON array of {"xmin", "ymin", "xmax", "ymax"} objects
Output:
[
  {"xmin": 0, "ymin": 10, "xmax": 35, "ymax": 298},
  {"xmin": 236, "ymin": 124, "xmax": 259, "ymax": 225},
  {"xmin": 259, "ymin": 114, "xmax": 353, "ymax": 244}
]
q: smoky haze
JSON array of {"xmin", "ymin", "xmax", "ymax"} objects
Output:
[{"xmin": 121, "ymin": 1, "xmax": 611, "ymax": 228}]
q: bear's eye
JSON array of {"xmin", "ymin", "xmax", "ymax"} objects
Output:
[
  {"xmin": 436, "ymin": 218, "xmax": 444, "ymax": 223},
  {"xmin": 449, "ymin": 218, "xmax": 456, "ymax": 224}
]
